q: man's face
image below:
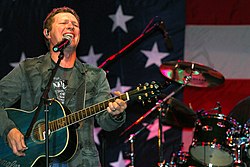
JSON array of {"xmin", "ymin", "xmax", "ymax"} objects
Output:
[{"xmin": 49, "ymin": 12, "xmax": 80, "ymax": 50}]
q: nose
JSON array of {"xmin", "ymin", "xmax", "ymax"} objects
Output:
[{"xmin": 66, "ymin": 22, "xmax": 74, "ymax": 30}]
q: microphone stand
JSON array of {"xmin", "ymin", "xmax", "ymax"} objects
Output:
[
  {"xmin": 25, "ymin": 50, "xmax": 64, "ymax": 167},
  {"xmin": 98, "ymin": 20, "xmax": 165, "ymax": 70}
]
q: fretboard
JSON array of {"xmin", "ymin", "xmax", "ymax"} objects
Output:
[{"xmin": 49, "ymin": 92, "xmax": 129, "ymax": 132}]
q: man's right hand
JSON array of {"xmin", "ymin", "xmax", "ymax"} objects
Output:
[{"xmin": 7, "ymin": 128, "xmax": 27, "ymax": 156}]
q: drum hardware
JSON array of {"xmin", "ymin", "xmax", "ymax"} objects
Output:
[
  {"xmin": 121, "ymin": 71, "xmax": 196, "ymax": 167},
  {"xmin": 197, "ymin": 102, "xmax": 223, "ymax": 116},
  {"xmin": 166, "ymin": 119, "xmax": 250, "ymax": 167},
  {"xmin": 160, "ymin": 60, "xmax": 225, "ymax": 166},
  {"xmin": 165, "ymin": 152, "xmax": 177, "ymax": 167},
  {"xmin": 167, "ymin": 151, "xmax": 203, "ymax": 167},
  {"xmin": 214, "ymin": 101, "xmax": 222, "ymax": 114},
  {"xmin": 122, "ymin": 61, "xmax": 225, "ymax": 167},
  {"xmin": 161, "ymin": 97, "xmax": 197, "ymax": 128},
  {"xmin": 227, "ymin": 125, "xmax": 242, "ymax": 148},
  {"xmin": 245, "ymin": 125, "xmax": 249, "ymax": 159},
  {"xmin": 128, "ymin": 134, "xmax": 135, "ymax": 167},
  {"xmin": 240, "ymin": 123, "xmax": 250, "ymax": 165},
  {"xmin": 202, "ymin": 125, "xmax": 213, "ymax": 131},
  {"xmin": 154, "ymin": 75, "xmax": 195, "ymax": 167},
  {"xmin": 169, "ymin": 143, "xmax": 189, "ymax": 167},
  {"xmin": 190, "ymin": 112, "xmax": 239, "ymax": 167},
  {"xmin": 232, "ymin": 136, "xmax": 248, "ymax": 167},
  {"xmin": 122, "ymin": 117, "xmax": 156, "ymax": 167}
]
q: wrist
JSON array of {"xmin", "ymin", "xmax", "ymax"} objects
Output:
[{"xmin": 111, "ymin": 113, "xmax": 123, "ymax": 121}]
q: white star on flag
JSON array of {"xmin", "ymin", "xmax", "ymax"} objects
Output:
[
  {"xmin": 111, "ymin": 77, "xmax": 131, "ymax": 93},
  {"xmin": 79, "ymin": 46, "xmax": 102, "ymax": 67},
  {"xmin": 109, "ymin": 5, "xmax": 134, "ymax": 33},
  {"xmin": 10, "ymin": 52, "xmax": 26, "ymax": 68},
  {"xmin": 141, "ymin": 42, "xmax": 169, "ymax": 68},
  {"xmin": 144, "ymin": 118, "xmax": 171, "ymax": 142},
  {"xmin": 110, "ymin": 151, "xmax": 131, "ymax": 167},
  {"xmin": 93, "ymin": 127, "xmax": 102, "ymax": 145}
]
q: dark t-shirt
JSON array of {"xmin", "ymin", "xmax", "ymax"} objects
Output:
[{"xmin": 52, "ymin": 66, "xmax": 73, "ymax": 104}]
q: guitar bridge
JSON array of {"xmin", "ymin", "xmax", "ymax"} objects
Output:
[{"xmin": 33, "ymin": 121, "xmax": 51, "ymax": 141}]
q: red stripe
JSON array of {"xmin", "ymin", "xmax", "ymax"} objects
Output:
[
  {"xmin": 183, "ymin": 79, "xmax": 250, "ymax": 116},
  {"xmin": 186, "ymin": 0, "xmax": 250, "ymax": 25}
]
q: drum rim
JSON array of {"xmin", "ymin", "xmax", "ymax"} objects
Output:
[{"xmin": 198, "ymin": 113, "xmax": 239, "ymax": 126}]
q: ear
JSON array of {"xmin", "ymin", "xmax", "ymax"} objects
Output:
[{"xmin": 43, "ymin": 29, "xmax": 50, "ymax": 38}]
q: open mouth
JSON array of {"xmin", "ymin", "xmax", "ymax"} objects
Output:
[{"xmin": 63, "ymin": 33, "xmax": 74, "ymax": 39}]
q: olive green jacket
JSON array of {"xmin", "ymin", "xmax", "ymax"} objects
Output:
[{"xmin": 0, "ymin": 53, "xmax": 125, "ymax": 166}]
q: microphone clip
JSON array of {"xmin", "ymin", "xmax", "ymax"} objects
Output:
[{"xmin": 157, "ymin": 20, "xmax": 174, "ymax": 51}]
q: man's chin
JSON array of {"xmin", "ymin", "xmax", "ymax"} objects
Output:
[{"xmin": 64, "ymin": 46, "xmax": 76, "ymax": 53}]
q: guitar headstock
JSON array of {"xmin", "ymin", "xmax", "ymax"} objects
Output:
[{"xmin": 128, "ymin": 81, "xmax": 161, "ymax": 104}]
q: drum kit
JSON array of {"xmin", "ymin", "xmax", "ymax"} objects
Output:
[{"xmin": 122, "ymin": 60, "xmax": 250, "ymax": 167}]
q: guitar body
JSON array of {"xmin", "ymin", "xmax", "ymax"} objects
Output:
[{"xmin": 0, "ymin": 100, "xmax": 78, "ymax": 167}]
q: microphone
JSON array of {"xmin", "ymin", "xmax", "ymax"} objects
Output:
[
  {"xmin": 53, "ymin": 34, "xmax": 72, "ymax": 52},
  {"xmin": 158, "ymin": 21, "xmax": 174, "ymax": 51}
]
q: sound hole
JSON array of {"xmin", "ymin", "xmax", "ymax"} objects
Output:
[{"xmin": 32, "ymin": 121, "xmax": 50, "ymax": 143}]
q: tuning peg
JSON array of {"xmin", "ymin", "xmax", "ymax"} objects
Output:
[
  {"xmin": 138, "ymin": 96, "xmax": 142, "ymax": 101},
  {"xmin": 154, "ymin": 83, "xmax": 160, "ymax": 89},
  {"xmin": 149, "ymin": 84, "xmax": 154, "ymax": 89}
]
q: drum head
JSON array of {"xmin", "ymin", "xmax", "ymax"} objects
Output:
[{"xmin": 190, "ymin": 145, "xmax": 234, "ymax": 166}]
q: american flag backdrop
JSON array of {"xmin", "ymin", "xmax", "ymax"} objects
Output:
[
  {"xmin": 1, "ymin": 0, "xmax": 249, "ymax": 167},
  {"xmin": 182, "ymin": 0, "xmax": 250, "ymax": 152}
]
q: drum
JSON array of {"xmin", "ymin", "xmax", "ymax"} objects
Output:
[
  {"xmin": 167, "ymin": 151, "xmax": 201, "ymax": 167},
  {"xmin": 242, "ymin": 124, "xmax": 250, "ymax": 166},
  {"xmin": 189, "ymin": 113, "xmax": 239, "ymax": 167}
]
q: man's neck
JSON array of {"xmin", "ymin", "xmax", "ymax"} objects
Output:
[{"xmin": 50, "ymin": 50, "xmax": 76, "ymax": 68}]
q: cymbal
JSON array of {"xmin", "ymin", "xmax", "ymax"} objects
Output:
[
  {"xmin": 163, "ymin": 97, "xmax": 197, "ymax": 128},
  {"xmin": 160, "ymin": 60, "xmax": 225, "ymax": 87}
]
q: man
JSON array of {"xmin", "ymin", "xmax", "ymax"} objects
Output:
[{"xmin": 0, "ymin": 6, "xmax": 127, "ymax": 166}]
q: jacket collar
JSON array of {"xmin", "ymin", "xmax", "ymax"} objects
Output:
[{"xmin": 36, "ymin": 52, "xmax": 87, "ymax": 105}]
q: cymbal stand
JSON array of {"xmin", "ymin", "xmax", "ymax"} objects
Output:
[
  {"xmin": 157, "ymin": 104, "xmax": 165, "ymax": 167},
  {"xmin": 124, "ymin": 117, "xmax": 157, "ymax": 167},
  {"xmin": 129, "ymin": 134, "xmax": 135, "ymax": 167},
  {"xmin": 156, "ymin": 75, "xmax": 192, "ymax": 167}
]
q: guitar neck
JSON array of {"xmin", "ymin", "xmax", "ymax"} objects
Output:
[{"xmin": 49, "ymin": 92, "xmax": 129, "ymax": 132}]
